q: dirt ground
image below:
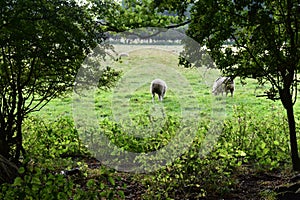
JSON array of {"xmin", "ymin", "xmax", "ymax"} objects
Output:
[{"xmin": 83, "ymin": 157, "xmax": 300, "ymax": 200}]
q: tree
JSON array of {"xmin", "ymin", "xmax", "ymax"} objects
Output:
[
  {"xmin": 0, "ymin": 0, "xmax": 119, "ymax": 167},
  {"xmin": 182, "ymin": 0, "xmax": 300, "ymax": 170}
]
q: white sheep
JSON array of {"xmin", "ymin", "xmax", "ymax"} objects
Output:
[
  {"xmin": 150, "ymin": 79, "xmax": 167, "ymax": 101},
  {"xmin": 212, "ymin": 77, "xmax": 235, "ymax": 97},
  {"xmin": 118, "ymin": 52, "xmax": 129, "ymax": 59}
]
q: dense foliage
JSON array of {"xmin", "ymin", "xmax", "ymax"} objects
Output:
[{"xmin": 1, "ymin": 117, "xmax": 124, "ymax": 200}]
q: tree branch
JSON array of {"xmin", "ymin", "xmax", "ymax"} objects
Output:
[{"xmin": 165, "ymin": 20, "xmax": 191, "ymax": 29}]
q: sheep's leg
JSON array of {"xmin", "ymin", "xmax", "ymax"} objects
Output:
[
  {"xmin": 152, "ymin": 93, "xmax": 155, "ymax": 102},
  {"xmin": 160, "ymin": 93, "xmax": 164, "ymax": 101}
]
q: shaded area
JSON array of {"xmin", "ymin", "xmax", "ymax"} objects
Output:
[{"xmin": 0, "ymin": 155, "xmax": 18, "ymax": 185}]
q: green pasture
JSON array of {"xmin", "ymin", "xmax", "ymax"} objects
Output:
[{"xmin": 35, "ymin": 45, "xmax": 299, "ymax": 122}]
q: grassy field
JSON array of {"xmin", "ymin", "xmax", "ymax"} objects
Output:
[
  {"xmin": 35, "ymin": 44, "xmax": 297, "ymax": 120},
  {"xmin": 19, "ymin": 44, "xmax": 300, "ymax": 199}
]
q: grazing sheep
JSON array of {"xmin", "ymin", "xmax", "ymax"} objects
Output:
[
  {"xmin": 118, "ymin": 52, "xmax": 129, "ymax": 59},
  {"xmin": 150, "ymin": 79, "xmax": 167, "ymax": 101},
  {"xmin": 212, "ymin": 77, "xmax": 235, "ymax": 97}
]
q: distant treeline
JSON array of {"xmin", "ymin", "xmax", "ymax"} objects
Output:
[
  {"xmin": 106, "ymin": 26, "xmax": 234, "ymax": 45},
  {"xmin": 106, "ymin": 27, "xmax": 187, "ymax": 45}
]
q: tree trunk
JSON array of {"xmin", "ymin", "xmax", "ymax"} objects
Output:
[
  {"xmin": 0, "ymin": 154, "xmax": 18, "ymax": 184},
  {"xmin": 0, "ymin": 139, "xmax": 10, "ymax": 159},
  {"xmin": 14, "ymin": 90, "xmax": 25, "ymax": 163},
  {"xmin": 285, "ymin": 102, "xmax": 300, "ymax": 171},
  {"xmin": 281, "ymin": 90, "xmax": 300, "ymax": 171}
]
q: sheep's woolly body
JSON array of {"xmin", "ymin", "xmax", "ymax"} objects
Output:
[
  {"xmin": 118, "ymin": 52, "xmax": 129, "ymax": 58},
  {"xmin": 150, "ymin": 79, "xmax": 167, "ymax": 101},
  {"xmin": 212, "ymin": 77, "xmax": 235, "ymax": 97}
]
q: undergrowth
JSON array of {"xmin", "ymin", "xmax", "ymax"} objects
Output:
[
  {"xmin": 140, "ymin": 104, "xmax": 291, "ymax": 199},
  {"xmin": 0, "ymin": 103, "xmax": 293, "ymax": 200}
]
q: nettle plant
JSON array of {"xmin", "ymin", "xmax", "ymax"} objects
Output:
[
  {"xmin": 1, "ymin": 116, "xmax": 125, "ymax": 200},
  {"xmin": 234, "ymin": 105, "xmax": 289, "ymax": 168},
  {"xmin": 0, "ymin": 165, "xmax": 124, "ymax": 200},
  {"xmin": 141, "ymin": 104, "xmax": 290, "ymax": 199},
  {"xmin": 23, "ymin": 117, "xmax": 88, "ymax": 160}
]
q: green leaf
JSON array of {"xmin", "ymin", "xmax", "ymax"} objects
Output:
[
  {"xmin": 237, "ymin": 160, "xmax": 243, "ymax": 167},
  {"xmin": 13, "ymin": 177, "xmax": 23, "ymax": 186},
  {"xmin": 99, "ymin": 182, "xmax": 105, "ymax": 190},
  {"xmin": 86, "ymin": 179, "xmax": 95, "ymax": 188},
  {"xmin": 261, "ymin": 142, "xmax": 266, "ymax": 149},
  {"xmin": 263, "ymin": 148, "xmax": 270, "ymax": 155},
  {"xmin": 238, "ymin": 150, "xmax": 246, "ymax": 157},
  {"xmin": 118, "ymin": 191, "xmax": 125, "ymax": 198},
  {"xmin": 108, "ymin": 176, "xmax": 115, "ymax": 186},
  {"xmin": 100, "ymin": 191, "xmax": 107, "ymax": 197},
  {"xmin": 18, "ymin": 167, "xmax": 25, "ymax": 174},
  {"xmin": 31, "ymin": 177, "xmax": 41, "ymax": 185}
]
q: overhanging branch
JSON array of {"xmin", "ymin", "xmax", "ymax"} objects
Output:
[
  {"xmin": 104, "ymin": 19, "xmax": 191, "ymax": 39},
  {"xmin": 165, "ymin": 20, "xmax": 191, "ymax": 29}
]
